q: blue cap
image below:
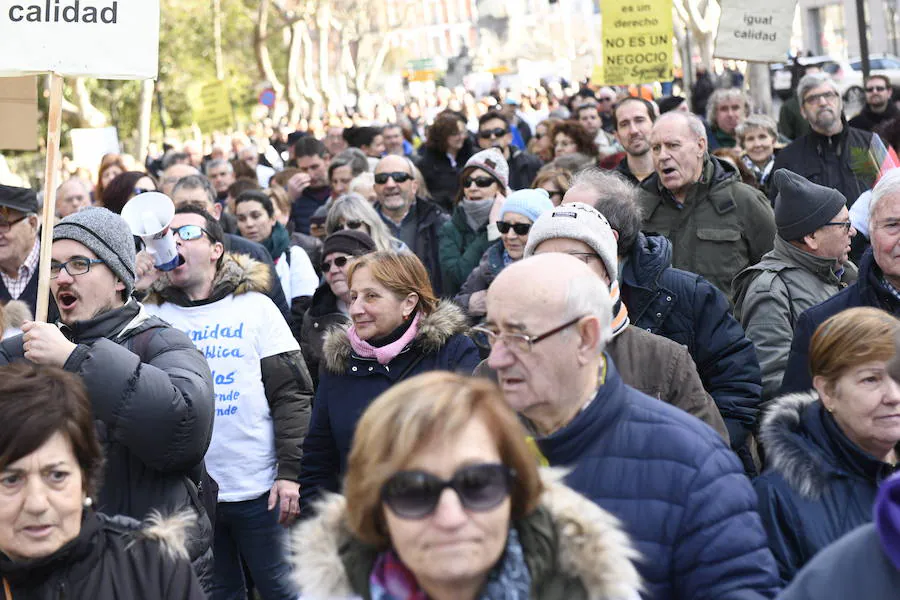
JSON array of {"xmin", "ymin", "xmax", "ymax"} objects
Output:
[{"xmin": 499, "ymin": 189, "xmax": 555, "ymax": 223}]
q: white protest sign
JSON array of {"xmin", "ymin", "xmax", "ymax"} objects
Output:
[
  {"xmin": 714, "ymin": 0, "xmax": 798, "ymax": 63},
  {"xmin": 69, "ymin": 126, "xmax": 120, "ymax": 169},
  {"xmin": 0, "ymin": 1, "xmax": 160, "ymax": 79}
]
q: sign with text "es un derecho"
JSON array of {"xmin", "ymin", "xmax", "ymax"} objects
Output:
[
  {"xmin": 0, "ymin": 0, "xmax": 159, "ymax": 79},
  {"xmin": 598, "ymin": 0, "xmax": 673, "ymax": 86}
]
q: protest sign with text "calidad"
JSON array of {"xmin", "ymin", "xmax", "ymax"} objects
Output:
[
  {"xmin": 596, "ymin": 0, "xmax": 673, "ymax": 86},
  {"xmin": 0, "ymin": 0, "xmax": 159, "ymax": 79},
  {"xmin": 714, "ymin": 0, "xmax": 798, "ymax": 63}
]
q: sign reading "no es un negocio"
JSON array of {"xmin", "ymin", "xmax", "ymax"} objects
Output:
[{"xmin": 0, "ymin": 0, "xmax": 160, "ymax": 79}]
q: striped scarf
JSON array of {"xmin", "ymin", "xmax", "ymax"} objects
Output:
[{"xmin": 609, "ymin": 280, "xmax": 630, "ymax": 338}]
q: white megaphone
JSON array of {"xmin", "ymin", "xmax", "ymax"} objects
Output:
[{"xmin": 121, "ymin": 192, "xmax": 184, "ymax": 271}]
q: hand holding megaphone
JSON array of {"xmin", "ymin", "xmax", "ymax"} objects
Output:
[{"xmin": 121, "ymin": 192, "xmax": 184, "ymax": 271}]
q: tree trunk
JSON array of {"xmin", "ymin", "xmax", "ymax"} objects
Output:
[
  {"xmin": 317, "ymin": 0, "xmax": 334, "ymax": 110},
  {"xmin": 747, "ymin": 62, "xmax": 773, "ymax": 117},
  {"xmin": 72, "ymin": 78, "xmax": 108, "ymax": 128},
  {"xmin": 254, "ymin": 0, "xmax": 285, "ymax": 99},
  {"xmin": 137, "ymin": 79, "xmax": 154, "ymax": 164},
  {"xmin": 213, "ymin": 0, "xmax": 225, "ymax": 80},
  {"xmin": 286, "ymin": 20, "xmax": 305, "ymax": 123}
]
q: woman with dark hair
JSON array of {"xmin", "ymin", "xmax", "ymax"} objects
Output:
[
  {"xmin": 0, "ymin": 362, "xmax": 205, "ymax": 599},
  {"xmin": 528, "ymin": 118, "xmax": 562, "ymax": 163},
  {"xmin": 95, "ymin": 153, "xmax": 127, "ymax": 206},
  {"xmin": 416, "ymin": 110, "xmax": 475, "ymax": 212},
  {"xmin": 101, "ymin": 171, "xmax": 157, "ymax": 214},
  {"xmin": 298, "ymin": 251, "xmax": 480, "ymax": 514},
  {"xmin": 550, "ymin": 120, "xmax": 599, "ymax": 161}
]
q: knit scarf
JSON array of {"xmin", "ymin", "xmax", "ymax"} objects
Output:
[
  {"xmin": 347, "ymin": 312, "xmax": 421, "ymax": 365},
  {"xmin": 608, "ymin": 280, "xmax": 630, "ymax": 338},
  {"xmin": 369, "ymin": 528, "xmax": 531, "ymax": 600},
  {"xmin": 462, "ymin": 197, "xmax": 494, "ymax": 232},
  {"xmin": 262, "ymin": 222, "xmax": 292, "ymax": 262}
]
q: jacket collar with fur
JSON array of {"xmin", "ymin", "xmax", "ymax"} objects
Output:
[
  {"xmin": 143, "ymin": 252, "xmax": 271, "ymax": 307},
  {"xmin": 322, "ymin": 299, "xmax": 469, "ymax": 374},
  {"xmin": 292, "ymin": 469, "xmax": 642, "ymax": 600},
  {"xmin": 760, "ymin": 391, "xmax": 899, "ymax": 499}
]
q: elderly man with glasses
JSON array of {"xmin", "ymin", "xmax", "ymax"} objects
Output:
[
  {"xmin": 0, "ymin": 184, "xmax": 51, "ymax": 320},
  {"xmin": 770, "ymin": 72, "xmax": 879, "ymax": 210},
  {"xmin": 480, "ymin": 252, "xmax": 781, "ymax": 600}
]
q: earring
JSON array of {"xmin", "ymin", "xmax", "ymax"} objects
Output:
[{"xmin": 83, "ymin": 497, "xmax": 93, "ymax": 508}]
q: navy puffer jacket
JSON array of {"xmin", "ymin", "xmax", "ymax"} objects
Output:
[
  {"xmin": 780, "ymin": 249, "xmax": 900, "ymax": 395},
  {"xmin": 299, "ymin": 301, "xmax": 480, "ymax": 513},
  {"xmin": 754, "ymin": 392, "xmax": 899, "ymax": 585},
  {"xmin": 622, "ymin": 232, "xmax": 763, "ymax": 451},
  {"xmin": 536, "ymin": 356, "xmax": 780, "ymax": 600}
]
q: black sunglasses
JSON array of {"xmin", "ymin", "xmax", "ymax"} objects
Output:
[
  {"xmin": 464, "ymin": 176, "xmax": 497, "ymax": 189},
  {"xmin": 496, "ymin": 221, "xmax": 531, "ymax": 235},
  {"xmin": 340, "ymin": 220, "xmax": 364, "ymax": 231},
  {"xmin": 322, "ymin": 255, "xmax": 351, "ymax": 271},
  {"xmin": 374, "ymin": 171, "xmax": 413, "ymax": 185},
  {"xmin": 866, "ymin": 86, "xmax": 888, "ymax": 92},
  {"xmin": 381, "ymin": 463, "xmax": 514, "ymax": 519},
  {"xmin": 478, "ymin": 127, "xmax": 508, "ymax": 139}
]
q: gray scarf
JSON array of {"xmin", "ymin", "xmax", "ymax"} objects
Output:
[{"xmin": 462, "ymin": 197, "xmax": 494, "ymax": 231}]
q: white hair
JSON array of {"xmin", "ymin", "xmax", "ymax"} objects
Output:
[
  {"xmin": 655, "ymin": 111, "xmax": 706, "ymax": 141},
  {"xmin": 870, "ymin": 168, "xmax": 900, "ymax": 230},
  {"xmin": 564, "ymin": 272, "xmax": 613, "ymax": 356}
]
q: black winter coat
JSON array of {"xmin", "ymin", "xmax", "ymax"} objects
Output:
[
  {"xmin": 0, "ymin": 301, "xmax": 216, "ymax": 586},
  {"xmin": 300, "ymin": 283, "xmax": 350, "ymax": 385},
  {"xmin": 780, "ymin": 249, "xmax": 900, "ymax": 395},
  {"xmin": 769, "ymin": 121, "xmax": 875, "ymax": 207},
  {"xmin": 507, "ymin": 147, "xmax": 543, "ymax": 190},
  {"xmin": 415, "ymin": 142, "xmax": 474, "ymax": 212},
  {"xmin": 622, "ymin": 232, "xmax": 763, "ymax": 451},
  {"xmin": 0, "ymin": 512, "xmax": 206, "ymax": 599},
  {"xmin": 754, "ymin": 393, "xmax": 899, "ymax": 584}
]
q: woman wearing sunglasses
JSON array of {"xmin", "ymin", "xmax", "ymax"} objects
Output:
[
  {"xmin": 324, "ymin": 193, "xmax": 408, "ymax": 253},
  {"xmin": 455, "ymin": 189, "xmax": 554, "ymax": 319},
  {"xmin": 438, "ymin": 148, "xmax": 510, "ymax": 297},
  {"xmin": 532, "ymin": 168, "xmax": 573, "ymax": 207},
  {"xmin": 294, "ymin": 372, "xmax": 642, "ymax": 600},
  {"xmin": 300, "ymin": 230, "xmax": 377, "ymax": 385},
  {"xmin": 298, "ymin": 251, "xmax": 480, "ymax": 515},
  {"xmin": 234, "ymin": 190, "xmax": 319, "ymax": 331},
  {"xmin": 100, "ymin": 170, "xmax": 158, "ymax": 214}
]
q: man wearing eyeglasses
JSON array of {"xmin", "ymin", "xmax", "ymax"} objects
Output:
[
  {"xmin": 142, "ymin": 204, "xmax": 312, "ymax": 600},
  {"xmin": 475, "ymin": 111, "xmax": 542, "ymax": 191},
  {"xmin": 0, "ymin": 206, "xmax": 216, "ymax": 588},
  {"xmin": 0, "ymin": 184, "xmax": 50, "ymax": 320},
  {"xmin": 483, "ymin": 253, "xmax": 780, "ymax": 600},
  {"xmin": 770, "ymin": 72, "xmax": 877, "ymax": 210},
  {"xmin": 849, "ymin": 75, "xmax": 898, "ymax": 133},
  {"xmin": 734, "ymin": 169, "xmax": 858, "ymax": 403},
  {"xmin": 373, "ymin": 155, "xmax": 449, "ymax": 294}
]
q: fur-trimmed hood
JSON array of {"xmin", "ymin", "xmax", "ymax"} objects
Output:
[
  {"xmin": 143, "ymin": 252, "xmax": 271, "ymax": 306},
  {"xmin": 321, "ymin": 299, "xmax": 470, "ymax": 374},
  {"xmin": 291, "ymin": 469, "xmax": 642, "ymax": 600},
  {"xmin": 759, "ymin": 391, "xmax": 831, "ymax": 499}
]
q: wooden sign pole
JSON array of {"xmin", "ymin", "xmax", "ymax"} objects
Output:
[{"xmin": 35, "ymin": 72, "xmax": 63, "ymax": 323}]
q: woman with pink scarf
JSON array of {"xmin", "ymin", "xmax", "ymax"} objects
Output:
[{"xmin": 298, "ymin": 251, "xmax": 480, "ymax": 515}]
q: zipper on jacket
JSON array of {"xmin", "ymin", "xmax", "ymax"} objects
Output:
[{"xmin": 57, "ymin": 580, "xmax": 67, "ymax": 599}]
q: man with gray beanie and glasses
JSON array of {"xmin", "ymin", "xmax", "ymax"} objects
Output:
[
  {"xmin": 0, "ymin": 207, "xmax": 217, "ymax": 589},
  {"xmin": 734, "ymin": 169, "xmax": 858, "ymax": 402}
]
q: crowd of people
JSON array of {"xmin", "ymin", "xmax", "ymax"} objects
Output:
[{"xmin": 2, "ymin": 62, "xmax": 900, "ymax": 600}]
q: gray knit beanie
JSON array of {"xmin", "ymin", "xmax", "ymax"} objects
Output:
[
  {"xmin": 463, "ymin": 148, "xmax": 510, "ymax": 190},
  {"xmin": 53, "ymin": 207, "xmax": 136, "ymax": 298},
  {"xmin": 524, "ymin": 202, "xmax": 619, "ymax": 284},
  {"xmin": 773, "ymin": 169, "xmax": 847, "ymax": 241}
]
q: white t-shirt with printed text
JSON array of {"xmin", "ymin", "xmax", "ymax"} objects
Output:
[{"xmin": 145, "ymin": 291, "xmax": 299, "ymax": 502}]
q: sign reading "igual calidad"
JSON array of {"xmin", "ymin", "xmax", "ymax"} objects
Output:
[
  {"xmin": 0, "ymin": 0, "xmax": 159, "ymax": 79},
  {"xmin": 714, "ymin": 0, "xmax": 798, "ymax": 63}
]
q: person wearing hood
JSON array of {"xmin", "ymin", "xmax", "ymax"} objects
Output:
[
  {"xmin": 770, "ymin": 72, "xmax": 877, "ymax": 208},
  {"xmin": 293, "ymin": 372, "xmax": 642, "ymax": 600},
  {"xmin": 639, "ymin": 111, "xmax": 776, "ymax": 300},
  {"xmin": 0, "ymin": 362, "xmax": 205, "ymax": 599},
  {"xmin": 142, "ymin": 204, "xmax": 313, "ymax": 600},
  {"xmin": 0, "ymin": 207, "xmax": 216, "ymax": 588},
  {"xmin": 439, "ymin": 148, "xmax": 510, "ymax": 296},
  {"xmin": 568, "ymin": 168, "xmax": 763, "ymax": 471},
  {"xmin": 734, "ymin": 170, "xmax": 858, "ymax": 404},
  {"xmin": 300, "ymin": 230, "xmax": 377, "ymax": 383},
  {"xmin": 298, "ymin": 251, "xmax": 480, "ymax": 515},
  {"xmin": 234, "ymin": 189, "xmax": 319, "ymax": 334},
  {"xmin": 754, "ymin": 307, "xmax": 900, "ymax": 585}
]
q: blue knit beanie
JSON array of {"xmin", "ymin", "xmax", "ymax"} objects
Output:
[{"xmin": 499, "ymin": 189, "xmax": 555, "ymax": 223}]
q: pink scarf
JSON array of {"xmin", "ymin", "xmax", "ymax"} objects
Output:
[{"xmin": 347, "ymin": 312, "xmax": 421, "ymax": 365}]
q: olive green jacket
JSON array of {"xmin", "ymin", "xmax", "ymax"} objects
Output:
[
  {"xmin": 639, "ymin": 156, "xmax": 776, "ymax": 300},
  {"xmin": 292, "ymin": 470, "xmax": 642, "ymax": 600}
]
